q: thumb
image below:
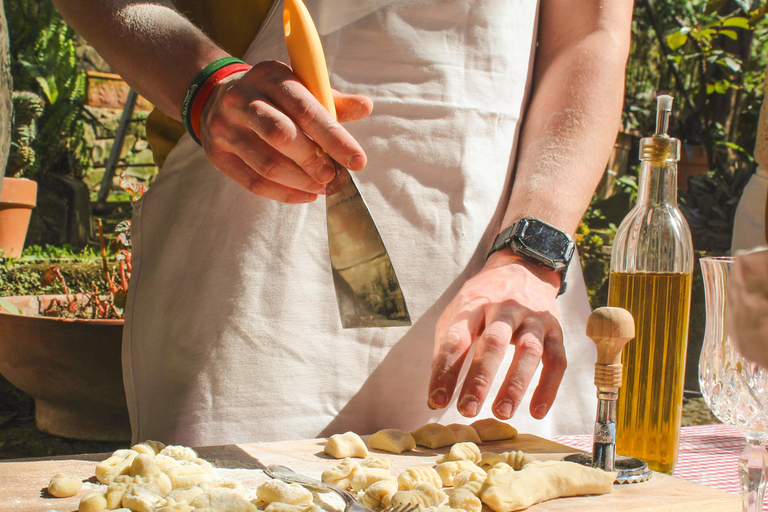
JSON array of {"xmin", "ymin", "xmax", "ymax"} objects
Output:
[{"xmin": 332, "ymin": 90, "xmax": 373, "ymax": 123}]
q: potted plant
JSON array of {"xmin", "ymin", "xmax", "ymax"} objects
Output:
[
  {"xmin": 0, "ymin": 217, "xmax": 134, "ymax": 442},
  {"xmin": 0, "ymin": 91, "xmax": 42, "ymax": 257}
]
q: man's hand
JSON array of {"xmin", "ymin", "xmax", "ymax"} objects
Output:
[
  {"xmin": 428, "ymin": 251, "xmax": 567, "ymax": 420},
  {"xmin": 199, "ymin": 60, "xmax": 373, "ymax": 204}
]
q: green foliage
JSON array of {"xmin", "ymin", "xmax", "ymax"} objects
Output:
[
  {"xmin": 7, "ymin": 0, "xmax": 89, "ymax": 180},
  {"xmin": 679, "ymin": 167, "xmax": 753, "ymax": 252},
  {"xmin": 0, "ymin": 261, "xmax": 107, "ymax": 297},
  {"xmin": 6, "ymin": 91, "xmax": 44, "ymax": 178},
  {"xmin": 626, "ymin": 0, "xmax": 767, "ymax": 174}
]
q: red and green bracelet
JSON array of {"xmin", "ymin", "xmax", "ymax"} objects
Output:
[{"xmin": 181, "ymin": 57, "xmax": 252, "ymax": 145}]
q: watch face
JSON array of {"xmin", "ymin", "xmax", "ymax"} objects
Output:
[{"xmin": 519, "ymin": 219, "xmax": 574, "ymax": 268}]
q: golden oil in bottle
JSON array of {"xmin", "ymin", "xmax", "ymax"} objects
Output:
[
  {"xmin": 607, "ymin": 95, "xmax": 694, "ymax": 474},
  {"xmin": 608, "ymin": 271, "xmax": 692, "ymax": 474}
]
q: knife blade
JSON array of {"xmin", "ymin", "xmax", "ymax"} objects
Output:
[{"xmin": 283, "ymin": 0, "xmax": 410, "ymax": 328}]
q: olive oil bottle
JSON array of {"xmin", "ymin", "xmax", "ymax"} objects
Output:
[{"xmin": 607, "ymin": 95, "xmax": 694, "ymax": 474}]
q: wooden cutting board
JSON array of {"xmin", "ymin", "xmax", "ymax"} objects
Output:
[{"xmin": 0, "ymin": 433, "xmax": 740, "ymax": 511}]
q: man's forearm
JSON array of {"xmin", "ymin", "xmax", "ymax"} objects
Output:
[
  {"xmin": 52, "ymin": 0, "xmax": 229, "ymax": 120},
  {"xmin": 502, "ymin": 0, "xmax": 634, "ymax": 235}
]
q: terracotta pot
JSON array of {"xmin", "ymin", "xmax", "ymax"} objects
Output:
[
  {"xmin": 0, "ymin": 177, "xmax": 37, "ymax": 258},
  {"xmin": 0, "ymin": 295, "xmax": 130, "ymax": 441}
]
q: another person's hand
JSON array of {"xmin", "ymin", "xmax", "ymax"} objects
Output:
[
  {"xmin": 199, "ymin": 60, "xmax": 373, "ymax": 203},
  {"xmin": 428, "ymin": 251, "xmax": 567, "ymax": 420},
  {"xmin": 727, "ymin": 249, "xmax": 768, "ymax": 368}
]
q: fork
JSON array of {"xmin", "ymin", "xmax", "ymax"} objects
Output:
[{"xmin": 265, "ymin": 465, "xmax": 419, "ymax": 512}]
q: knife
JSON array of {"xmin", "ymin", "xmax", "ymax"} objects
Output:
[{"xmin": 283, "ymin": 0, "xmax": 411, "ymax": 328}]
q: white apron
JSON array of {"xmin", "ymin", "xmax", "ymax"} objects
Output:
[{"xmin": 123, "ymin": 0, "xmax": 598, "ymax": 446}]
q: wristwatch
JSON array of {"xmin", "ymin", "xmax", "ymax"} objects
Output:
[{"xmin": 487, "ymin": 216, "xmax": 575, "ymax": 296}]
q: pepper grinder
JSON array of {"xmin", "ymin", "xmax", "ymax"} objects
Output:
[{"xmin": 563, "ymin": 307, "xmax": 651, "ymax": 484}]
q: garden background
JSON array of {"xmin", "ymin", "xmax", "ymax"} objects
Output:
[{"xmin": 0, "ymin": 0, "xmax": 766, "ymax": 457}]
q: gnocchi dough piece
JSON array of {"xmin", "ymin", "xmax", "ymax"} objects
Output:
[
  {"xmin": 159, "ymin": 445, "xmax": 199, "ymax": 462},
  {"xmin": 479, "ymin": 460, "xmax": 616, "ymax": 512},
  {"xmin": 360, "ymin": 457, "xmax": 393, "ymax": 470},
  {"xmin": 503, "ymin": 451, "xmax": 538, "ymax": 470},
  {"xmin": 479, "ymin": 451, "xmax": 537, "ymax": 471},
  {"xmin": 321, "ymin": 459, "xmax": 360, "ymax": 489},
  {"xmin": 324, "ymin": 432, "xmax": 369, "ymax": 459},
  {"xmin": 436, "ymin": 442, "xmax": 482, "ymax": 464},
  {"xmin": 361, "ymin": 478, "xmax": 399, "ymax": 509},
  {"xmin": 470, "ymin": 419, "xmax": 517, "ymax": 442},
  {"xmin": 448, "ymin": 488, "xmax": 482, "ymax": 512},
  {"xmin": 350, "ymin": 467, "xmax": 393, "ymax": 492},
  {"xmin": 121, "ymin": 484, "xmax": 165, "ymax": 512},
  {"xmin": 130, "ymin": 440, "xmax": 166, "ymax": 457},
  {"xmin": 397, "ymin": 466, "xmax": 443, "ymax": 491},
  {"xmin": 200, "ymin": 479, "xmax": 246, "ymax": 496},
  {"xmin": 264, "ymin": 504, "xmax": 322, "ymax": 512},
  {"xmin": 95, "ymin": 449, "xmax": 138, "ymax": 484},
  {"xmin": 165, "ymin": 461, "xmax": 215, "ymax": 489},
  {"xmin": 451, "ymin": 470, "xmax": 485, "ymax": 496},
  {"xmin": 485, "ymin": 463, "xmax": 514, "ymax": 478},
  {"xmin": 154, "ymin": 497, "xmax": 195, "ymax": 512},
  {"xmin": 411, "ymin": 423, "xmax": 457, "ymax": 449},
  {"xmin": 165, "ymin": 486, "xmax": 205, "ymax": 505},
  {"xmin": 256, "ymin": 480, "xmax": 314, "ymax": 507},
  {"xmin": 391, "ymin": 483, "xmax": 447, "ymax": 508},
  {"xmin": 446, "ymin": 424, "xmax": 482, "ymax": 445},
  {"xmin": 48, "ymin": 473, "xmax": 82, "ymax": 498},
  {"xmin": 368, "ymin": 429, "xmax": 416, "ymax": 454},
  {"xmin": 478, "ymin": 452, "xmax": 505, "ymax": 471},
  {"xmin": 79, "ymin": 492, "xmax": 108, "ymax": 512},
  {"xmin": 192, "ymin": 488, "xmax": 259, "ymax": 512},
  {"xmin": 435, "ymin": 461, "xmax": 484, "ymax": 487},
  {"xmin": 114, "ymin": 473, "xmax": 173, "ymax": 496},
  {"xmin": 104, "ymin": 480, "xmax": 132, "ymax": 509}
]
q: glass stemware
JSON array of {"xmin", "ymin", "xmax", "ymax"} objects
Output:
[{"xmin": 699, "ymin": 256, "xmax": 768, "ymax": 512}]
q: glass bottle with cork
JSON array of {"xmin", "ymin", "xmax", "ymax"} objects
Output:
[{"xmin": 607, "ymin": 95, "xmax": 694, "ymax": 474}]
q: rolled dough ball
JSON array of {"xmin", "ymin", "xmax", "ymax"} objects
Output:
[
  {"xmin": 435, "ymin": 460, "xmax": 483, "ymax": 487},
  {"xmin": 390, "ymin": 483, "xmax": 446, "ymax": 508},
  {"xmin": 446, "ymin": 424, "xmax": 482, "ymax": 444},
  {"xmin": 48, "ymin": 473, "xmax": 82, "ymax": 498},
  {"xmin": 79, "ymin": 492, "xmax": 108, "ymax": 512},
  {"xmin": 436, "ymin": 442, "xmax": 481, "ymax": 464},
  {"xmin": 411, "ymin": 423, "xmax": 457, "ymax": 449},
  {"xmin": 324, "ymin": 432, "xmax": 369, "ymax": 459},
  {"xmin": 397, "ymin": 466, "xmax": 443, "ymax": 491},
  {"xmin": 449, "ymin": 487, "xmax": 482, "ymax": 512},
  {"xmin": 470, "ymin": 419, "xmax": 517, "ymax": 442},
  {"xmin": 369, "ymin": 429, "xmax": 416, "ymax": 454},
  {"xmin": 191, "ymin": 488, "xmax": 259, "ymax": 512}
]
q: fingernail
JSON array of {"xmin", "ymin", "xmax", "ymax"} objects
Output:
[
  {"xmin": 495, "ymin": 400, "xmax": 513, "ymax": 419},
  {"xmin": 318, "ymin": 164, "xmax": 336, "ymax": 183},
  {"xmin": 534, "ymin": 403, "xmax": 549, "ymax": 418},
  {"xmin": 429, "ymin": 389, "xmax": 449, "ymax": 409},
  {"xmin": 347, "ymin": 153, "xmax": 365, "ymax": 171},
  {"xmin": 459, "ymin": 396, "xmax": 479, "ymax": 417}
]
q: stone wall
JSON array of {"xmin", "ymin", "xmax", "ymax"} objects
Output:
[{"xmin": 75, "ymin": 37, "xmax": 158, "ymax": 200}]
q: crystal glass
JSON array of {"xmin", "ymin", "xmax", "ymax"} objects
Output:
[{"xmin": 699, "ymin": 256, "xmax": 768, "ymax": 512}]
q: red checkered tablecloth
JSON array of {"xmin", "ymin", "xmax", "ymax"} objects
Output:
[{"xmin": 553, "ymin": 424, "xmax": 760, "ymax": 509}]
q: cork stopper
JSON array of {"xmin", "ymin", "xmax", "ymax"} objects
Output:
[{"xmin": 586, "ymin": 307, "xmax": 635, "ymax": 392}]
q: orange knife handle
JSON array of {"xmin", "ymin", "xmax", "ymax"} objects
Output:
[{"xmin": 283, "ymin": 0, "xmax": 337, "ymax": 120}]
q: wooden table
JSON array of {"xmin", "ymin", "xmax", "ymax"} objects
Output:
[{"xmin": 0, "ymin": 433, "xmax": 741, "ymax": 511}]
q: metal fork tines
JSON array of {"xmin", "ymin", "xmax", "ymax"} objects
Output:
[{"xmin": 264, "ymin": 465, "xmax": 419, "ymax": 512}]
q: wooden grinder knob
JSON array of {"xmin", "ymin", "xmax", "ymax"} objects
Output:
[{"xmin": 586, "ymin": 307, "xmax": 635, "ymax": 393}]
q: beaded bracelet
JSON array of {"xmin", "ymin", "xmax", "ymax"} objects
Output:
[{"xmin": 181, "ymin": 57, "xmax": 250, "ymax": 145}]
